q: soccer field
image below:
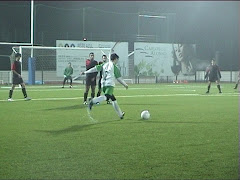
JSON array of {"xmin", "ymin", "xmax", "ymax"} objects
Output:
[{"xmin": 0, "ymin": 83, "xmax": 238, "ymax": 179}]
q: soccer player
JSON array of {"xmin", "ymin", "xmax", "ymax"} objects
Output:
[
  {"xmin": 205, "ymin": 58, "xmax": 222, "ymax": 93},
  {"xmin": 82, "ymin": 53, "xmax": 128, "ymax": 119},
  {"xmin": 97, "ymin": 55, "xmax": 107, "ymax": 97},
  {"xmin": 8, "ymin": 53, "xmax": 31, "ymax": 101},
  {"xmin": 83, "ymin": 52, "xmax": 98, "ymax": 105},
  {"xmin": 234, "ymin": 71, "xmax": 240, "ymax": 89},
  {"xmin": 96, "ymin": 54, "xmax": 111, "ymax": 104},
  {"xmin": 62, "ymin": 62, "xmax": 73, "ymax": 88}
]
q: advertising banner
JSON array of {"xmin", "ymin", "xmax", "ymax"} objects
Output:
[
  {"xmin": 134, "ymin": 42, "xmax": 196, "ymax": 77},
  {"xmin": 56, "ymin": 40, "xmax": 128, "ymax": 77}
]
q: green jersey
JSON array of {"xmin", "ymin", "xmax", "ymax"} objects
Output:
[
  {"xmin": 96, "ymin": 61, "xmax": 121, "ymax": 87},
  {"xmin": 64, "ymin": 67, "xmax": 73, "ymax": 77}
]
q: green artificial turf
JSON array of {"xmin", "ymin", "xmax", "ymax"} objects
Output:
[{"xmin": 0, "ymin": 83, "xmax": 238, "ymax": 179}]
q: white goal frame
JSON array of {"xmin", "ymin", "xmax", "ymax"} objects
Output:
[{"xmin": 11, "ymin": 46, "xmax": 112, "ymax": 85}]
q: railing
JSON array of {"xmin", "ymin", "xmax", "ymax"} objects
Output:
[
  {"xmin": 0, "ymin": 71, "xmax": 11, "ymax": 84},
  {"xmin": 134, "ymin": 71, "xmax": 239, "ymax": 84},
  {"xmin": 8, "ymin": 70, "xmax": 237, "ymax": 85}
]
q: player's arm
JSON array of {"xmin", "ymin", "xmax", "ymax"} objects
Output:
[
  {"xmin": 204, "ymin": 73, "xmax": 208, "ymax": 79},
  {"xmin": 218, "ymin": 66, "xmax": 221, "ymax": 79},
  {"xmin": 70, "ymin": 67, "xmax": 73, "ymax": 76},
  {"xmin": 11, "ymin": 63, "xmax": 21, "ymax": 77},
  {"xmin": 116, "ymin": 77, "xmax": 128, "ymax": 89},
  {"xmin": 82, "ymin": 65, "xmax": 102, "ymax": 75},
  {"xmin": 12, "ymin": 70, "xmax": 21, "ymax": 77},
  {"xmin": 114, "ymin": 65, "xmax": 128, "ymax": 89},
  {"xmin": 204, "ymin": 68, "xmax": 209, "ymax": 79}
]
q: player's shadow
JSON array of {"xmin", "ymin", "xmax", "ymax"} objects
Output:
[
  {"xmin": 125, "ymin": 103, "xmax": 180, "ymax": 106},
  {"xmin": 43, "ymin": 103, "xmax": 111, "ymax": 111},
  {"xmin": 35, "ymin": 120, "xmax": 116, "ymax": 135},
  {"xmin": 43, "ymin": 104, "xmax": 86, "ymax": 111}
]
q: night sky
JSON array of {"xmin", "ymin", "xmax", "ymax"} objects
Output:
[{"xmin": 0, "ymin": 1, "xmax": 239, "ymax": 70}]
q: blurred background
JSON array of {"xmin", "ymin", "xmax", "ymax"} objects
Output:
[{"xmin": 0, "ymin": 1, "xmax": 239, "ymax": 83}]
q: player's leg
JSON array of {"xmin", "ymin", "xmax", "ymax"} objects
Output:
[
  {"xmin": 206, "ymin": 81, "xmax": 211, "ymax": 93},
  {"xmin": 234, "ymin": 83, "xmax": 238, "ymax": 89},
  {"xmin": 8, "ymin": 76, "xmax": 18, "ymax": 100},
  {"xmin": 8, "ymin": 84, "xmax": 16, "ymax": 101},
  {"xmin": 234, "ymin": 79, "xmax": 239, "ymax": 89},
  {"xmin": 88, "ymin": 86, "xmax": 107, "ymax": 109},
  {"xmin": 69, "ymin": 76, "xmax": 73, "ymax": 88},
  {"xmin": 96, "ymin": 85, "xmax": 101, "ymax": 105},
  {"xmin": 62, "ymin": 77, "xmax": 67, "ymax": 88},
  {"xmin": 97, "ymin": 83, "xmax": 110, "ymax": 104},
  {"xmin": 216, "ymin": 80, "xmax": 222, "ymax": 93},
  {"xmin": 89, "ymin": 95, "xmax": 107, "ymax": 109},
  {"xmin": 88, "ymin": 94, "xmax": 107, "ymax": 110},
  {"xmin": 110, "ymin": 94, "xmax": 125, "ymax": 119},
  {"xmin": 90, "ymin": 78, "xmax": 97, "ymax": 99},
  {"xmin": 100, "ymin": 87, "xmax": 124, "ymax": 119},
  {"xmin": 88, "ymin": 86, "xmax": 111, "ymax": 110},
  {"xmin": 90, "ymin": 85, "xmax": 96, "ymax": 99},
  {"xmin": 97, "ymin": 88, "xmax": 101, "ymax": 97},
  {"xmin": 20, "ymin": 82, "xmax": 31, "ymax": 100},
  {"xmin": 103, "ymin": 84, "xmax": 111, "ymax": 104},
  {"xmin": 83, "ymin": 84, "xmax": 90, "ymax": 104},
  {"xmin": 97, "ymin": 80, "xmax": 101, "ymax": 97},
  {"xmin": 20, "ymin": 82, "xmax": 27, "ymax": 98}
]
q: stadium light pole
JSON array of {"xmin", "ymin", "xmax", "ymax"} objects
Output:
[
  {"xmin": 137, "ymin": 12, "xmax": 140, "ymax": 35},
  {"xmin": 137, "ymin": 12, "xmax": 166, "ymax": 36},
  {"xmin": 83, "ymin": 7, "xmax": 85, "ymax": 39},
  {"xmin": 30, "ymin": 0, "xmax": 34, "ymax": 57}
]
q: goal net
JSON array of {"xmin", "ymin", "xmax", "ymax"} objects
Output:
[{"xmin": 12, "ymin": 46, "xmax": 112, "ymax": 85}]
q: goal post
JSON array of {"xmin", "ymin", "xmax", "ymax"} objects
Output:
[
  {"xmin": 12, "ymin": 46, "xmax": 112, "ymax": 85},
  {"xmin": 0, "ymin": 42, "xmax": 35, "ymax": 85},
  {"xmin": 0, "ymin": 71, "xmax": 11, "ymax": 85}
]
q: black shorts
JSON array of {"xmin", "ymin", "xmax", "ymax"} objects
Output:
[
  {"xmin": 13, "ymin": 76, "xmax": 24, "ymax": 85},
  {"xmin": 209, "ymin": 75, "xmax": 219, "ymax": 82},
  {"xmin": 209, "ymin": 78, "xmax": 219, "ymax": 82},
  {"xmin": 209, "ymin": 77, "xmax": 219, "ymax": 82},
  {"xmin": 86, "ymin": 76, "xmax": 96, "ymax": 86}
]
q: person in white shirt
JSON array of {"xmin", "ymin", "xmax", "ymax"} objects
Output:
[{"xmin": 82, "ymin": 53, "xmax": 128, "ymax": 119}]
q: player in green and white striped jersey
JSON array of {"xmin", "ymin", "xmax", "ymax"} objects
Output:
[{"xmin": 82, "ymin": 53, "xmax": 128, "ymax": 119}]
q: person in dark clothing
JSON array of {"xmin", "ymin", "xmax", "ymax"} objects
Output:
[
  {"xmin": 205, "ymin": 59, "xmax": 222, "ymax": 93},
  {"xmin": 97, "ymin": 55, "xmax": 107, "ymax": 97},
  {"xmin": 83, "ymin": 52, "xmax": 98, "ymax": 105},
  {"xmin": 8, "ymin": 53, "xmax": 31, "ymax": 101},
  {"xmin": 96, "ymin": 54, "xmax": 111, "ymax": 104}
]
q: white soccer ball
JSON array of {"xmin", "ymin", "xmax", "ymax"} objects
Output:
[{"xmin": 141, "ymin": 110, "xmax": 150, "ymax": 120}]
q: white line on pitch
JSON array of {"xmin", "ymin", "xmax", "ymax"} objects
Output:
[{"xmin": 0, "ymin": 93, "xmax": 238, "ymax": 102}]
